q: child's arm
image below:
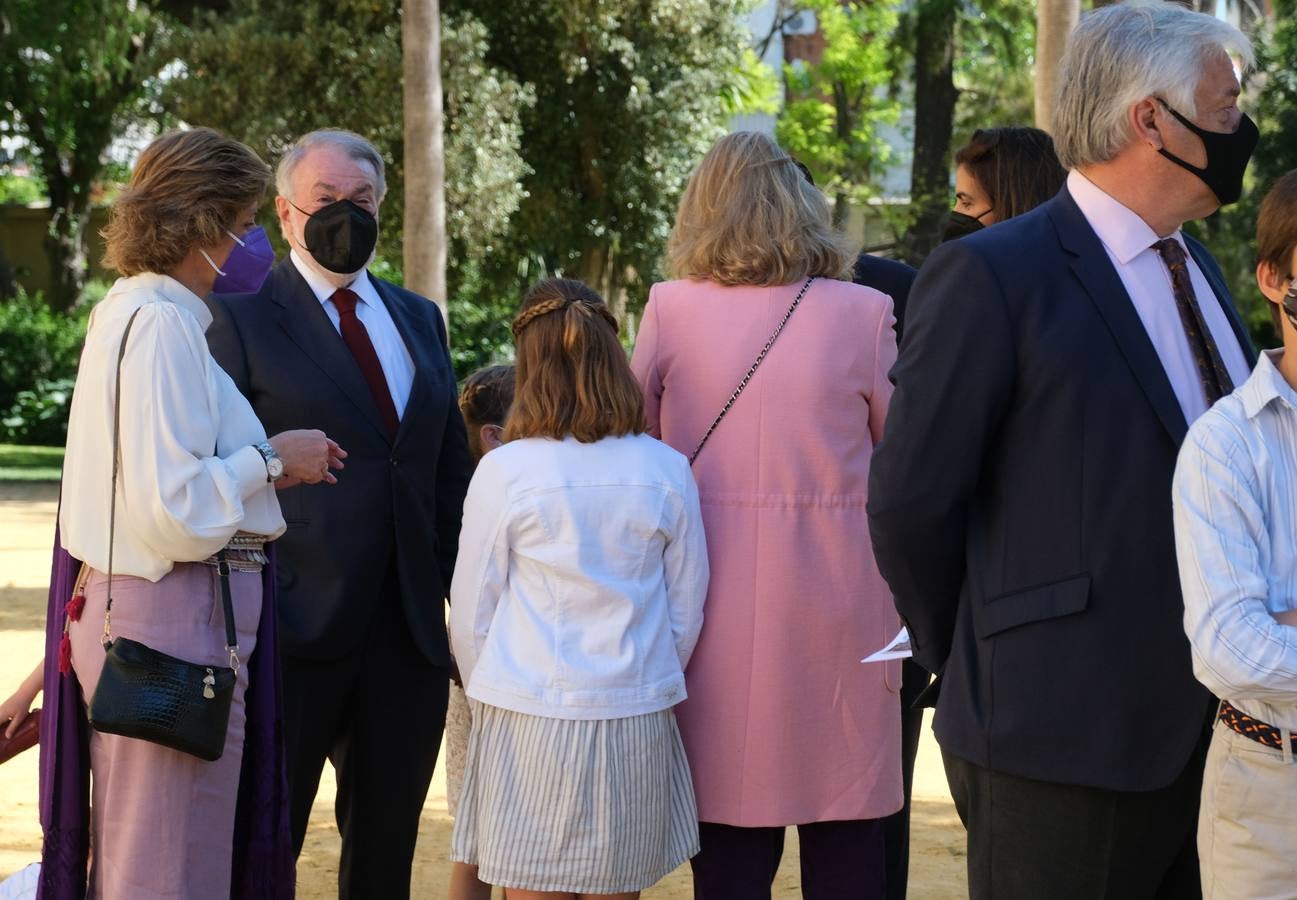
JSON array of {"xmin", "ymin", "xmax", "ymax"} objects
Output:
[
  {"xmin": 1174, "ymin": 426, "xmax": 1297, "ymax": 703},
  {"xmin": 1, "ymin": 661, "xmax": 43, "ymax": 739},
  {"xmin": 448, "ymin": 460, "xmax": 511, "ymax": 688},
  {"xmin": 663, "ymin": 464, "xmax": 709, "ymax": 670},
  {"xmin": 1275, "ymin": 609, "xmax": 1297, "ymax": 627}
]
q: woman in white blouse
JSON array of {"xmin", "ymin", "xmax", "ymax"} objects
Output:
[
  {"xmin": 449, "ymin": 278, "xmax": 709, "ymax": 900},
  {"xmin": 4, "ymin": 128, "xmax": 341, "ymax": 900}
]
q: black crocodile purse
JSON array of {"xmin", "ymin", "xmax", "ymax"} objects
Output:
[{"xmin": 86, "ymin": 307, "xmax": 240, "ymax": 762}]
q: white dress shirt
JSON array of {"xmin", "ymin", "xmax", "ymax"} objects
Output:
[
  {"xmin": 289, "ymin": 250, "xmax": 415, "ymax": 418},
  {"xmin": 60, "ymin": 273, "xmax": 286, "ymax": 581},
  {"xmin": 1068, "ymin": 171, "xmax": 1251, "ymax": 423},
  {"xmin": 1173, "ymin": 350, "xmax": 1297, "ymax": 730},
  {"xmin": 450, "ymin": 433, "xmax": 709, "ymax": 720}
]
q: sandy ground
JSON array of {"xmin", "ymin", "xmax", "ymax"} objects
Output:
[{"xmin": 0, "ymin": 481, "xmax": 967, "ymax": 898}]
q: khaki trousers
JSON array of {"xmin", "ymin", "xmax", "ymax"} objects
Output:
[{"xmin": 1199, "ymin": 718, "xmax": 1297, "ymax": 900}]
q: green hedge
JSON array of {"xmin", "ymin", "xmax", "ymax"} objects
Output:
[{"xmin": 0, "ymin": 288, "xmax": 91, "ymax": 445}]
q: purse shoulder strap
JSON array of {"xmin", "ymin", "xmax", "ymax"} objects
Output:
[
  {"xmin": 688, "ymin": 276, "xmax": 815, "ymax": 465},
  {"xmin": 101, "ymin": 305, "xmax": 239, "ymax": 671}
]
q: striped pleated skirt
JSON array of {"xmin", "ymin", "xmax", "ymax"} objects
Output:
[{"xmin": 450, "ymin": 702, "xmax": 700, "ymax": 893}]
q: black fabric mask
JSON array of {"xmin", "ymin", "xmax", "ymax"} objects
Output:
[
  {"xmin": 1157, "ymin": 102, "xmax": 1259, "ymax": 207},
  {"xmin": 1282, "ymin": 277, "xmax": 1297, "ymax": 330},
  {"xmin": 290, "ymin": 199, "xmax": 378, "ymax": 274},
  {"xmin": 941, "ymin": 209, "xmax": 991, "ymax": 243}
]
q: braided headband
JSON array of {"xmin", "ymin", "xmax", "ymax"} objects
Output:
[{"xmin": 512, "ymin": 297, "xmax": 619, "ymax": 337}]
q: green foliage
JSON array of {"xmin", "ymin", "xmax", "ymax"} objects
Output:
[
  {"xmin": 455, "ymin": 0, "xmax": 749, "ymax": 316},
  {"xmin": 0, "ymin": 0, "xmax": 176, "ymax": 310},
  {"xmin": 723, "ymin": 47, "xmax": 782, "ymax": 117},
  {"xmin": 1189, "ymin": 2, "xmax": 1297, "ymax": 349},
  {"xmin": 0, "ymin": 288, "xmax": 89, "ymax": 444},
  {"xmin": 0, "ymin": 172, "xmax": 46, "ymax": 205},
  {"xmin": 0, "ymin": 443, "xmax": 65, "ymax": 481},
  {"xmin": 776, "ymin": 0, "xmax": 902, "ymax": 222},
  {"xmin": 952, "ymin": 0, "xmax": 1036, "ymax": 147}
]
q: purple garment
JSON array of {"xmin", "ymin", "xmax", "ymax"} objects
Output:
[{"xmin": 37, "ymin": 524, "xmax": 295, "ymax": 899}]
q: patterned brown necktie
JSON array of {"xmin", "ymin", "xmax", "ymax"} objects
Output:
[
  {"xmin": 1152, "ymin": 238, "xmax": 1234, "ymax": 404},
  {"xmin": 331, "ymin": 288, "xmax": 400, "ymax": 438}
]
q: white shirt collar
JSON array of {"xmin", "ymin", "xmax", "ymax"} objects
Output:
[
  {"xmin": 289, "ymin": 248, "xmax": 380, "ymax": 310},
  {"xmin": 1067, "ymin": 170, "xmax": 1188, "ymax": 266},
  {"xmin": 1240, "ymin": 349, "xmax": 1297, "ymax": 419},
  {"xmin": 119, "ymin": 272, "xmax": 213, "ymax": 331}
]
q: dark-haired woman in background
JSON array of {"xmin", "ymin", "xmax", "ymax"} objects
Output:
[{"xmin": 946, "ymin": 126, "xmax": 1067, "ymax": 241}]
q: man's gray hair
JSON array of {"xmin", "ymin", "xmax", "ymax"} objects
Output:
[
  {"xmin": 275, "ymin": 129, "xmax": 387, "ymax": 200},
  {"xmin": 1052, "ymin": 1, "xmax": 1253, "ymax": 171}
]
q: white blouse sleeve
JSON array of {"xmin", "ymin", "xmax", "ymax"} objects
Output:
[{"xmin": 114, "ymin": 301, "xmax": 269, "ymax": 563}]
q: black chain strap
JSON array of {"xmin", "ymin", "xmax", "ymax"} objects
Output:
[{"xmin": 689, "ymin": 276, "xmax": 815, "ymax": 465}]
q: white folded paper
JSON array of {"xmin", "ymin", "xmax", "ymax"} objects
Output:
[{"xmin": 861, "ymin": 627, "xmax": 912, "ymax": 663}]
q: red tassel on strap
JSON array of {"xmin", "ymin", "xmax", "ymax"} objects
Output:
[
  {"xmin": 58, "ymin": 632, "xmax": 72, "ymax": 675},
  {"xmin": 66, "ymin": 593, "xmax": 85, "ymax": 622}
]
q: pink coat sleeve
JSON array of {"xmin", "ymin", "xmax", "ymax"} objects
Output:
[
  {"xmin": 631, "ymin": 286, "xmax": 665, "ymax": 438},
  {"xmin": 868, "ymin": 296, "xmax": 898, "ymax": 445}
]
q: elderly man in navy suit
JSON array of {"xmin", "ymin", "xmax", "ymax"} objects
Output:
[
  {"xmin": 868, "ymin": 4, "xmax": 1259, "ymax": 898},
  {"xmin": 206, "ymin": 129, "xmax": 472, "ymax": 900}
]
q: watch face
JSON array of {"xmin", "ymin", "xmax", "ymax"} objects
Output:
[{"xmin": 268, "ymin": 457, "xmax": 285, "ymax": 479}]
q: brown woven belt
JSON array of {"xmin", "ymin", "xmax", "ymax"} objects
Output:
[
  {"xmin": 1218, "ymin": 700, "xmax": 1297, "ymax": 753},
  {"xmin": 201, "ymin": 531, "xmax": 269, "ymax": 572}
]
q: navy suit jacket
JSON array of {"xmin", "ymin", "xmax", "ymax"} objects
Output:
[
  {"xmin": 206, "ymin": 260, "xmax": 472, "ymax": 666},
  {"xmin": 866, "ymin": 186, "xmax": 1256, "ymax": 791},
  {"xmin": 852, "ymin": 252, "xmax": 916, "ymax": 342}
]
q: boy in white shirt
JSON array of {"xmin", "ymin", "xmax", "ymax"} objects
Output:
[{"xmin": 1172, "ymin": 169, "xmax": 1297, "ymax": 898}]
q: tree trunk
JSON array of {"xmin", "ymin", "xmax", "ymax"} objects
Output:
[
  {"xmin": 1035, "ymin": 0, "xmax": 1081, "ymax": 131},
  {"xmin": 42, "ymin": 171, "xmax": 89, "ymax": 312},
  {"xmin": 401, "ymin": 0, "xmax": 448, "ymax": 322},
  {"xmin": 899, "ymin": 0, "xmax": 958, "ymax": 267}
]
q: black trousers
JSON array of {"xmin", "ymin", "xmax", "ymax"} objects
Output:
[
  {"xmin": 942, "ymin": 737, "xmax": 1209, "ymax": 900},
  {"xmin": 882, "ymin": 659, "xmax": 929, "ymax": 900},
  {"xmin": 690, "ymin": 819, "xmax": 885, "ymax": 900},
  {"xmin": 280, "ymin": 567, "xmax": 450, "ymax": 900}
]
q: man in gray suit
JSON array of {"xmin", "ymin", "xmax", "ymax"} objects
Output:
[{"xmin": 206, "ymin": 129, "xmax": 472, "ymax": 900}]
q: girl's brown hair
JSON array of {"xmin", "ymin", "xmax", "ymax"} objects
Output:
[
  {"xmin": 667, "ymin": 131, "xmax": 855, "ymax": 286},
  {"xmin": 459, "ymin": 364, "xmax": 516, "ymax": 461},
  {"xmin": 102, "ymin": 127, "xmax": 271, "ymax": 276},
  {"xmin": 503, "ymin": 278, "xmax": 646, "ymax": 444},
  {"xmin": 954, "ymin": 127, "xmax": 1066, "ymax": 221}
]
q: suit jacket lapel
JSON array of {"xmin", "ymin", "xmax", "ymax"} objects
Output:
[
  {"xmin": 270, "ymin": 261, "xmax": 393, "ymax": 443},
  {"xmin": 1047, "ymin": 188, "xmax": 1189, "ymax": 446},
  {"xmin": 369, "ymin": 275, "xmax": 434, "ymax": 446},
  {"xmin": 1185, "ymin": 238, "xmax": 1258, "ymax": 368}
]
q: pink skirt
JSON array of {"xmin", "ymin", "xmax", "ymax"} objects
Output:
[{"xmin": 68, "ymin": 562, "xmax": 262, "ymax": 900}]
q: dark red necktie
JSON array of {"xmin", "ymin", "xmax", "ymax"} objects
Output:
[
  {"xmin": 1153, "ymin": 238, "xmax": 1234, "ymax": 405},
  {"xmin": 331, "ymin": 288, "xmax": 399, "ymax": 438}
]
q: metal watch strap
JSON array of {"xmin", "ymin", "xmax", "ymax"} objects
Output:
[{"xmin": 688, "ymin": 276, "xmax": 815, "ymax": 465}]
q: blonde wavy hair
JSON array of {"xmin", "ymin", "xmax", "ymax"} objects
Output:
[
  {"xmin": 667, "ymin": 131, "xmax": 855, "ymax": 286},
  {"xmin": 102, "ymin": 128, "xmax": 271, "ymax": 276}
]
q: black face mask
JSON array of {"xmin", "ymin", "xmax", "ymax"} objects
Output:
[
  {"xmin": 290, "ymin": 199, "xmax": 378, "ymax": 274},
  {"xmin": 1157, "ymin": 102, "xmax": 1259, "ymax": 207},
  {"xmin": 941, "ymin": 208, "xmax": 992, "ymax": 243},
  {"xmin": 1282, "ymin": 277, "xmax": 1297, "ymax": 330}
]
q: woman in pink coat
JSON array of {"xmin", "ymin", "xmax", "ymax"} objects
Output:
[{"xmin": 630, "ymin": 131, "xmax": 901, "ymax": 899}]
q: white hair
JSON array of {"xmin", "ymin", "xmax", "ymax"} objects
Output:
[
  {"xmin": 275, "ymin": 129, "xmax": 387, "ymax": 201},
  {"xmin": 1052, "ymin": 1, "xmax": 1253, "ymax": 171}
]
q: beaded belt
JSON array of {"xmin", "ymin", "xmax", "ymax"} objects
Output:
[
  {"xmin": 1218, "ymin": 700, "xmax": 1297, "ymax": 753},
  {"xmin": 201, "ymin": 532, "xmax": 269, "ymax": 573}
]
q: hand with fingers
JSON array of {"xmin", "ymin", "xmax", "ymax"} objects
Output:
[{"xmin": 269, "ymin": 430, "xmax": 347, "ymax": 489}]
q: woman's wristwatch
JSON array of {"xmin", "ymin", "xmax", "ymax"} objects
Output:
[{"xmin": 254, "ymin": 441, "xmax": 285, "ymax": 482}]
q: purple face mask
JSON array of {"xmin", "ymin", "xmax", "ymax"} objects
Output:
[{"xmin": 212, "ymin": 226, "xmax": 276, "ymax": 294}]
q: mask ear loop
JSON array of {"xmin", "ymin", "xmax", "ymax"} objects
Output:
[{"xmin": 199, "ymin": 248, "xmax": 228, "ymax": 277}]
